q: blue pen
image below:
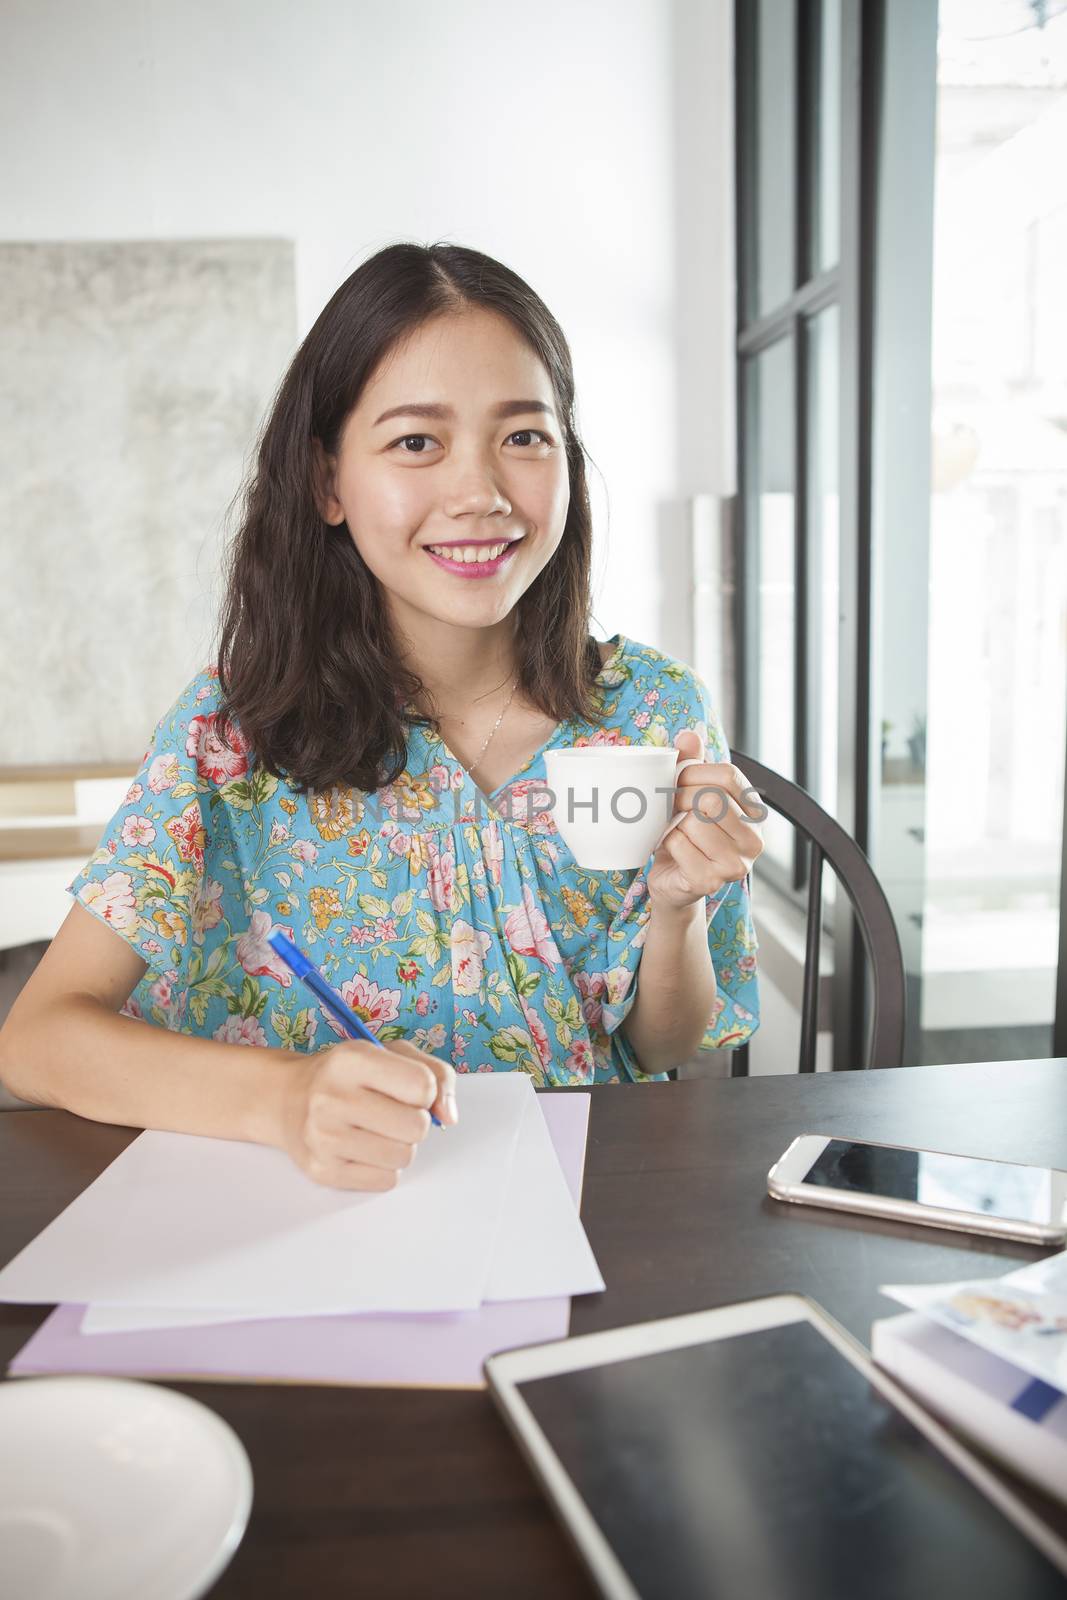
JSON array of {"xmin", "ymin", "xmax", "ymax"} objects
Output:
[{"xmin": 266, "ymin": 929, "xmax": 442, "ymax": 1127}]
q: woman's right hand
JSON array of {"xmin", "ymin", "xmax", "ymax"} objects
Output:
[{"xmin": 279, "ymin": 1038, "xmax": 459, "ymax": 1191}]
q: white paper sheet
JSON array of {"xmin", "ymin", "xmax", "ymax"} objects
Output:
[
  {"xmin": 80, "ymin": 1089, "xmax": 605, "ymax": 1334},
  {"xmin": 881, "ymin": 1248, "xmax": 1067, "ymax": 1392},
  {"xmin": 0, "ymin": 1073, "xmax": 531, "ymax": 1316}
]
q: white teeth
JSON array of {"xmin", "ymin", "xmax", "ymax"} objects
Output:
[{"xmin": 426, "ymin": 541, "xmax": 510, "ymax": 564}]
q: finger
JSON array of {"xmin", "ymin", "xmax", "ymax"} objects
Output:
[
  {"xmin": 304, "ymin": 1154, "xmax": 401, "ymax": 1193},
  {"xmin": 670, "ymin": 811, "xmax": 749, "ymax": 886},
  {"xmin": 326, "ymin": 1041, "xmax": 439, "ymax": 1111},
  {"xmin": 676, "ymin": 787, "xmax": 765, "ymax": 852},
  {"xmin": 388, "ymin": 1038, "xmax": 459, "ymax": 1127},
  {"xmin": 318, "ymin": 1082, "xmax": 433, "ymax": 1145},
  {"xmin": 314, "ymin": 1122, "xmax": 422, "ymax": 1172}
]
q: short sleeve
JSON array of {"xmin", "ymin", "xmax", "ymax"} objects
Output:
[
  {"xmin": 67, "ymin": 670, "xmax": 232, "ymax": 995},
  {"xmin": 596, "ymin": 656, "xmax": 760, "ymax": 1067}
]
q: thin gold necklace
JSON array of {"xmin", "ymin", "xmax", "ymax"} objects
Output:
[{"xmin": 449, "ymin": 676, "xmax": 519, "ymax": 780}]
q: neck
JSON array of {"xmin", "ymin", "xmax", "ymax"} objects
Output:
[{"xmin": 394, "ymin": 613, "xmax": 519, "ymax": 721}]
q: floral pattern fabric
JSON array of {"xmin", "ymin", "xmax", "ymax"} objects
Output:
[{"xmin": 70, "ymin": 634, "xmax": 760, "ymax": 1085}]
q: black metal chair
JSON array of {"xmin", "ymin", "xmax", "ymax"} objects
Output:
[{"xmin": 727, "ymin": 751, "xmax": 906, "ymax": 1075}]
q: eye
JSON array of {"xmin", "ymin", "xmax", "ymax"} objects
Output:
[
  {"xmin": 391, "ymin": 428, "xmax": 559, "ymax": 454},
  {"xmin": 507, "ymin": 429, "xmax": 553, "ymax": 449}
]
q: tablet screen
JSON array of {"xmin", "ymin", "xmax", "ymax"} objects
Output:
[{"xmin": 517, "ymin": 1319, "xmax": 1063, "ymax": 1599}]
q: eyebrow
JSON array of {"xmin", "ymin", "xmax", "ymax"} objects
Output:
[{"xmin": 372, "ymin": 399, "xmax": 557, "ymax": 427}]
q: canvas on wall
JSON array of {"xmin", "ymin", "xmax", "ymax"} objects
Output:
[{"xmin": 0, "ymin": 238, "xmax": 297, "ymax": 767}]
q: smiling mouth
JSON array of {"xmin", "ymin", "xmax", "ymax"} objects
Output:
[{"xmin": 422, "ymin": 539, "xmax": 520, "ymax": 564}]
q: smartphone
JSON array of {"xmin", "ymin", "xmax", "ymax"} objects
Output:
[
  {"xmin": 485, "ymin": 1294, "xmax": 1067, "ymax": 1599},
  {"xmin": 767, "ymin": 1134, "xmax": 1067, "ymax": 1245}
]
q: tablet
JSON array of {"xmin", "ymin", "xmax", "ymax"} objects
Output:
[{"xmin": 485, "ymin": 1295, "xmax": 1067, "ymax": 1600}]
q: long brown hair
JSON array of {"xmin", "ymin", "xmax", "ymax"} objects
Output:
[{"xmin": 216, "ymin": 241, "xmax": 606, "ymax": 794}]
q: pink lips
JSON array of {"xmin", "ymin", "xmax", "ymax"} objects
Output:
[{"xmin": 423, "ymin": 543, "xmax": 519, "ymax": 578}]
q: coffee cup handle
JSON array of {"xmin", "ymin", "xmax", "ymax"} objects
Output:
[{"xmin": 650, "ymin": 755, "xmax": 705, "ymax": 854}]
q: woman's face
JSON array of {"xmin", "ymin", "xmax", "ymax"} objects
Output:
[{"xmin": 317, "ymin": 307, "xmax": 571, "ymax": 639}]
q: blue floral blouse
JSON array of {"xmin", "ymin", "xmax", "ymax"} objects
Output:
[{"xmin": 69, "ymin": 634, "xmax": 760, "ymax": 1085}]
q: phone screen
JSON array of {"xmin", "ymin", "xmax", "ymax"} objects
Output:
[
  {"xmin": 800, "ymin": 1140, "xmax": 1063, "ymax": 1227},
  {"xmin": 516, "ymin": 1317, "xmax": 1065, "ymax": 1599}
]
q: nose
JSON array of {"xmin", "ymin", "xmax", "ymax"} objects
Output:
[{"xmin": 441, "ymin": 451, "xmax": 512, "ymax": 520}]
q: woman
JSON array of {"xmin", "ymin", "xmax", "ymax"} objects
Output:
[{"xmin": 0, "ymin": 242, "xmax": 763, "ymax": 1189}]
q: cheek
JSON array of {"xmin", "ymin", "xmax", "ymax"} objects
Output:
[{"xmin": 343, "ymin": 464, "xmax": 433, "ymax": 549}]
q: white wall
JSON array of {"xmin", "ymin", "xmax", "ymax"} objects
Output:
[{"xmin": 1, "ymin": 0, "xmax": 735, "ymax": 663}]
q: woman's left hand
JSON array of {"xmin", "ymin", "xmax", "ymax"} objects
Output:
[{"xmin": 646, "ymin": 729, "xmax": 766, "ymax": 915}]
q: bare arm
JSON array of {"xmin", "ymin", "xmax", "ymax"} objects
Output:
[
  {"xmin": 620, "ymin": 900, "xmax": 718, "ymax": 1075},
  {"xmin": 0, "ymin": 903, "xmax": 457, "ymax": 1187}
]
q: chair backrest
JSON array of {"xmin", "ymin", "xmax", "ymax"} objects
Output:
[{"xmin": 729, "ymin": 752, "xmax": 906, "ymax": 1073}]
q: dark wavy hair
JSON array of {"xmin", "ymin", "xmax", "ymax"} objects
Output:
[{"xmin": 215, "ymin": 240, "xmax": 607, "ymax": 794}]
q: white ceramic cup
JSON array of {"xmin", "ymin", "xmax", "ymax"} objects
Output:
[{"xmin": 542, "ymin": 746, "xmax": 705, "ymax": 870}]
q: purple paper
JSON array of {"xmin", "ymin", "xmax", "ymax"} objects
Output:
[{"xmin": 8, "ymin": 1092, "xmax": 591, "ymax": 1389}]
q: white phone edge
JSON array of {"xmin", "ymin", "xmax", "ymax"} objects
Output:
[
  {"xmin": 766, "ymin": 1134, "xmax": 1067, "ymax": 1247},
  {"xmin": 484, "ymin": 1293, "xmax": 1067, "ymax": 1598}
]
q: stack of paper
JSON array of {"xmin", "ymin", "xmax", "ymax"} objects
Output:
[
  {"xmin": 872, "ymin": 1251, "xmax": 1067, "ymax": 1505},
  {"xmin": 2, "ymin": 1076, "xmax": 603, "ymax": 1388}
]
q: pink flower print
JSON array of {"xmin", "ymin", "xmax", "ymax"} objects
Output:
[
  {"xmin": 564, "ymin": 1037, "xmax": 597, "ymax": 1084},
  {"xmin": 574, "ymin": 970, "xmax": 608, "ymax": 1031},
  {"xmin": 387, "ymin": 831, "xmax": 412, "ymax": 859},
  {"xmin": 143, "ymin": 938, "xmax": 163, "ymax": 955},
  {"xmin": 124, "ymin": 782, "xmax": 144, "ymax": 805},
  {"xmin": 319, "ymin": 974, "xmax": 401, "ymax": 1039},
  {"xmin": 429, "ymin": 762, "xmax": 451, "ymax": 793},
  {"xmin": 450, "ymin": 768, "xmax": 465, "ymax": 791},
  {"xmin": 450, "ymin": 918, "xmax": 493, "ymax": 997},
  {"xmin": 120, "ymin": 996, "xmax": 144, "ymax": 1020},
  {"xmin": 148, "ymin": 974, "xmax": 173, "ymax": 1008},
  {"xmin": 415, "ymin": 992, "xmax": 431, "ymax": 1016},
  {"xmin": 520, "ymin": 997, "xmax": 553, "ymax": 1070},
  {"xmin": 186, "ymin": 712, "xmax": 249, "ymax": 785},
  {"xmin": 213, "ymin": 1014, "xmax": 269, "ymax": 1047},
  {"xmin": 164, "ymin": 800, "xmax": 207, "ymax": 873},
  {"xmin": 427, "ymin": 841, "xmax": 457, "ymax": 914},
  {"xmin": 269, "ymin": 819, "xmax": 288, "ymax": 845},
  {"xmin": 502, "ymin": 779, "xmax": 556, "ymax": 835},
  {"xmin": 107, "ymin": 839, "xmax": 117, "ymax": 855},
  {"xmin": 79, "ymin": 871, "xmax": 138, "ymax": 936},
  {"xmin": 147, "ymin": 753, "xmax": 181, "ymax": 794},
  {"xmin": 605, "ymin": 965, "xmax": 634, "ymax": 1008},
  {"xmin": 633, "ymin": 711, "xmax": 651, "ymax": 729},
  {"xmin": 414, "ymin": 1022, "xmax": 447, "ymax": 1052},
  {"xmin": 503, "ymin": 884, "xmax": 561, "ymax": 971},
  {"xmin": 195, "ymin": 685, "xmax": 213, "ymax": 702},
  {"xmin": 644, "ymin": 689, "xmax": 660, "ymax": 705},
  {"xmin": 291, "ymin": 839, "xmax": 318, "ymax": 866},
  {"xmin": 191, "ymin": 879, "xmax": 224, "ymax": 945},
  {"xmin": 235, "ymin": 911, "xmax": 295, "ymax": 986},
  {"xmin": 480, "ymin": 821, "xmax": 505, "ymax": 887},
  {"xmin": 451, "ymin": 1029, "xmax": 467, "ymax": 1057},
  {"xmin": 121, "ymin": 814, "xmax": 156, "ymax": 848},
  {"xmin": 574, "ymin": 727, "xmax": 631, "ymax": 748},
  {"xmin": 462, "ymin": 1008, "xmax": 478, "ymax": 1026},
  {"xmin": 738, "ymin": 954, "xmax": 758, "ymax": 974},
  {"xmin": 374, "ymin": 917, "xmax": 398, "ymax": 941}
]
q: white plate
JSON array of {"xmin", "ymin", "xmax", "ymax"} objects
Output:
[{"xmin": 0, "ymin": 1376, "xmax": 253, "ymax": 1600}]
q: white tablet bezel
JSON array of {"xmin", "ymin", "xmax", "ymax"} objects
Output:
[
  {"xmin": 767, "ymin": 1134, "xmax": 1067, "ymax": 1246},
  {"xmin": 485, "ymin": 1294, "xmax": 1067, "ymax": 1598}
]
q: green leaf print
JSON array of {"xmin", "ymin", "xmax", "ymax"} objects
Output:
[
  {"xmin": 488, "ymin": 1027, "xmax": 522, "ymax": 1063},
  {"xmin": 237, "ymin": 976, "xmax": 268, "ymax": 1019},
  {"xmin": 219, "ymin": 779, "xmax": 254, "ymax": 810},
  {"xmin": 250, "ymin": 769, "xmax": 278, "ymax": 806},
  {"xmin": 377, "ymin": 1024, "xmax": 407, "ymax": 1042},
  {"xmin": 357, "ymin": 893, "xmax": 391, "ymax": 918}
]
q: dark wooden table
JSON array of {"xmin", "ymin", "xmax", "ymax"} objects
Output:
[{"xmin": 3, "ymin": 1059, "xmax": 1067, "ymax": 1597}]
